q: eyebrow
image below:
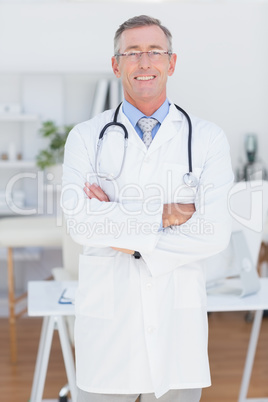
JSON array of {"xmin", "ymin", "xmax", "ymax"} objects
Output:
[{"xmin": 123, "ymin": 45, "xmax": 165, "ymax": 52}]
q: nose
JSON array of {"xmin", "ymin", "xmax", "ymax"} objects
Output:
[{"xmin": 138, "ymin": 52, "xmax": 152, "ymax": 68}]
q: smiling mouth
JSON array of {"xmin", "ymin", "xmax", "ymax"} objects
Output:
[{"xmin": 135, "ymin": 75, "xmax": 156, "ymax": 81}]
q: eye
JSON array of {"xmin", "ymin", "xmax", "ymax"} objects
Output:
[
  {"xmin": 151, "ymin": 51, "xmax": 161, "ymax": 56},
  {"xmin": 128, "ymin": 52, "xmax": 139, "ymax": 57}
]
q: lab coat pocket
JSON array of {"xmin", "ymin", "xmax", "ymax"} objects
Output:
[
  {"xmin": 173, "ymin": 267, "xmax": 207, "ymax": 309},
  {"xmin": 76, "ymin": 254, "xmax": 114, "ymax": 319}
]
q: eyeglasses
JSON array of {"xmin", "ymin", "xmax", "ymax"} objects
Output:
[{"xmin": 115, "ymin": 50, "xmax": 173, "ymax": 62}]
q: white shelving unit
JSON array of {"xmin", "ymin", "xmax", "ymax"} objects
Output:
[{"xmin": 0, "ymin": 113, "xmax": 39, "ymax": 216}]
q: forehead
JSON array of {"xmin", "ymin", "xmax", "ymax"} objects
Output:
[{"xmin": 119, "ymin": 25, "xmax": 168, "ymax": 51}]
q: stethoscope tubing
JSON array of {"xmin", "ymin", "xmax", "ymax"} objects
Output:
[
  {"xmin": 95, "ymin": 102, "xmax": 197, "ymax": 186},
  {"xmin": 173, "ymin": 104, "xmax": 193, "ymax": 174},
  {"xmin": 95, "ymin": 103, "xmax": 128, "ymax": 180}
]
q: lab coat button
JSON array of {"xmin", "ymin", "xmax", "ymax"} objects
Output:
[
  {"xmin": 146, "ymin": 283, "xmax": 152, "ymax": 290},
  {"xmin": 144, "ymin": 157, "xmax": 150, "ymax": 163}
]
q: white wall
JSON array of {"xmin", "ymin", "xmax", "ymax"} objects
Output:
[{"xmin": 0, "ymin": 1, "xmax": 268, "ymax": 172}]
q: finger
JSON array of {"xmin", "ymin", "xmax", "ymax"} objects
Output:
[
  {"xmin": 84, "ymin": 182, "xmax": 110, "ymax": 202},
  {"xmin": 84, "ymin": 182, "xmax": 94, "ymax": 199},
  {"xmin": 162, "ymin": 219, "xmax": 170, "ymax": 228},
  {"xmin": 90, "ymin": 183, "xmax": 109, "ymax": 202},
  {"xmin": 84, "ymin": 181, "xmax": 91, "ymax": 190},
  {"xmin": 174, "ymin": 203, "xmax": 195, "ymax": 215},
  {"xmin": 83, "ymin": 186, "xmax": 96, "ymax": 199}
]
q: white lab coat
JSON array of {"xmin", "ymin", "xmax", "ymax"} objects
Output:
[{"xmin": 61, "ymin": 103, "xmax": 233, "ymax": 399}]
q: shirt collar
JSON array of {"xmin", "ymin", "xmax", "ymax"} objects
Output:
[{"xmin": 122, "ymin": 99, "xmax": 170, "ymax": 128}]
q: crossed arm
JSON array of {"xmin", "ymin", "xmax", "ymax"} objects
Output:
[{"xmin": 84, "ymin": 182, "xmax": 195, "ymax": 255}]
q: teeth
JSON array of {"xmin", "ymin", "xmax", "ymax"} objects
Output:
[{"xmin": 136, "ymin": 76, "xmax": 155, "ymax": 81}]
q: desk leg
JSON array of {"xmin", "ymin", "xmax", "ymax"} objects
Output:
[
  {"xmin": 238, "ymin": 309, "xmax": 263, "ymax": 402},
  {"xmin": 57, "ymin": 316, "xmax": 77, "ymax": 402},
  {"xmin": 30, "ymin": 316, "xmax": 55, "ymax": 402}
]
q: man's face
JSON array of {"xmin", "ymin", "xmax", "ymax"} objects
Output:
[{"xmin": 112, "ymin": 25, "xmax": 177, "ymax": 110}]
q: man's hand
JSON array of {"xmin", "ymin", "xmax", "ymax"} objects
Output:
[
  {"xmin": 84, "ymin": 182, "xmax": 110, "ymax": 202},
  {"xmin": 162, "ymin": 203, "xmax": 195, "ymax": 228},
  {"xmin": 112, "ymin": 247, "xmax": 134, "ymax": 255}
]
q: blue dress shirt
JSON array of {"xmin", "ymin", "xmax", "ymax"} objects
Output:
[{"xmin": 122, "ymin": 99, "xmax": 170, "ymax": 140}]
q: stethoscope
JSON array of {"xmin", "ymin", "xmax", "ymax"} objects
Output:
[{"xmin": 95, "ymin": 102, "xmax": 198, "ymax": 187}]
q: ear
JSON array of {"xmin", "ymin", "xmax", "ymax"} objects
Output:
[
  {"xmin": 111, "ymin": 56, "xmax": 121, "ymax": 78},
  {"xmin": 168, "ymin": 53, "xmax": 177, "ymax": 77}
]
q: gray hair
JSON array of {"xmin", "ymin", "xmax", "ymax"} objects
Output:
[{"xmin": 114, "ymin": 15, "xmax": 173, "ymax": 55}]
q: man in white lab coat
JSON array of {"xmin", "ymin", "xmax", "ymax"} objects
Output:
[{"xmin": 61, "ymin": 15, "xmax": 233, "ymax": 402}]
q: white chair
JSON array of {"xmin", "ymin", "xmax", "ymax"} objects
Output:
[{"xmin": 0, "ymin": 216, "xmax": 62, "ymax": 363}]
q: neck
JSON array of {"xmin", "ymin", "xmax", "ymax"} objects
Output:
[{"xmin": 125, "ymin": 95, "xmax": 166, "ymax": 116}]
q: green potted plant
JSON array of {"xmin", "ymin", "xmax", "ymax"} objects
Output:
[
  {"xmin": 36, "ymin": 121, "xmax": 73, "ymax": 183},
  {"xmin": 36, "ymin": 121, "xmax": 73, "ymax": 169}
]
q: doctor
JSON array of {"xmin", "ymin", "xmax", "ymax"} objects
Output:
[{"xmin": 61, "ymin": 15, "xmax": 233, "ymax": 402}]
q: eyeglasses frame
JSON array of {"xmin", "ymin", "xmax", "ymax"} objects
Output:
[{"xmin": 114, "ymin": 50, "xmax": 173, "ymax": 61}]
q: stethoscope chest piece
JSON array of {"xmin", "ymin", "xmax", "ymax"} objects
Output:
[{"xmin": 183, "ymin": 172, "xmax": 198, "ymax": 187}]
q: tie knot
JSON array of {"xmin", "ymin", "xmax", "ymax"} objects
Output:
[{"xmin": 137, "ymin": 117, "xmax": 158, "ymax": 134}]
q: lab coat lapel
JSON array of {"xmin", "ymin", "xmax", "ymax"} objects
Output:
[
  {"xmin": 119, "ymin": 111, "xmax": 147, "ymax": 152},
  {"xmin": 117, "ymin": 103, "xmax": 184, "ymax": 153},
  {"xmin": 147, "ymin": 103, "xmax": 184, "ymax": 154}
]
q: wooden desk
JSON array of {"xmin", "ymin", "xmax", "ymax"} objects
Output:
[{"xmin": 28, "ymin": 279, "xmax": 268, "ymax": 402}]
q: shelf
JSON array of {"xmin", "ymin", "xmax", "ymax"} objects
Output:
[
  {"xmin": 0, "ymin": 114, "xmax": 38, "ymax": 122},
  {"xmin": 0, "ymin": 160, "xmax": 36, "ymax": 168}
]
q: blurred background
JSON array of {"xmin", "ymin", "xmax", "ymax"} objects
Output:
[{"xmin": 1, "ymin": 2, "xmax": 268, "ymax": 401}]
